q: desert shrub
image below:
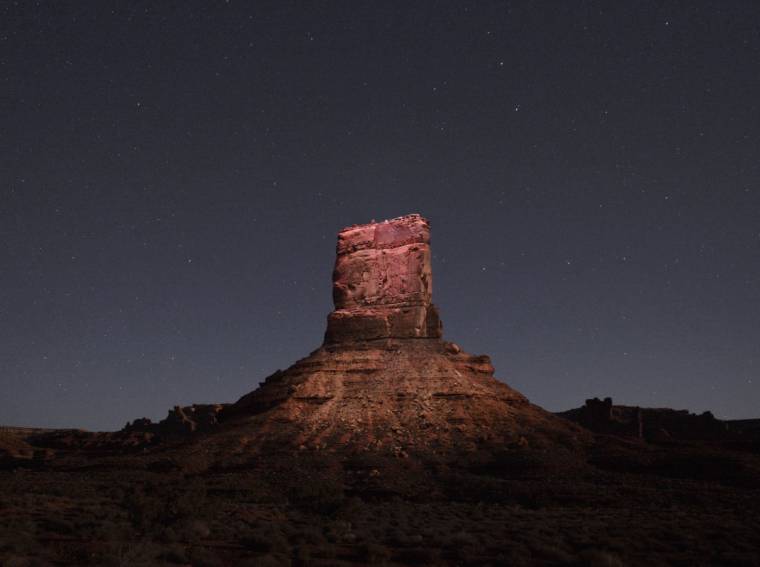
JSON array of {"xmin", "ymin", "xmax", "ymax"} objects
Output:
[
  {"xmin": 46, "ymin": 485, "xmax": 66, "ymax": 497},
  {"xmin": 451, "ymin": 530, "xmax": 478, "ymax": 548},
  {"xmin": 449, "ymin": 531, "xmax": 485, "ymax": 563},
  {"xmin": 187, "ymin": 518, "xmax": 212, "ymax": 538},
  {"xmin": 38, "ymin": 517, "xmax": 75, "ymax": 535},
  {"xmin": 336, "ymin": 495, "xmax": 364, "ymax": 519},
  {"xmin": 121, "ymin": 485, "xmax": 162, "ymax": 531},
  {"xmin": 121, "ymin": 477, "xmax": 210, "ymax": 533},
  {"xmin": 107, "ymin": 486, "xmax": 125, "ymax": 501},
  {"xmin": 291, "ymin": 525, "xmax": 326, "ymax": 546},
  {"xmin": 1, "ymin": 520, "xmax": 37, "ymax": 554},
  {"xmin": 495, "ymin": 546, "xmax": 533, "ymax": 567},
  {"xmin": 285, "ymin": 475, "xmax": 344, "ymax": 515},
  {"xmin": 396, "ymin": 546, "xmax": 442, "ymax": 564},
  {"xmin": 187, "ymin": 547, "xmax": 226, "ymax": 567},
  {"xmin": 358, "ymin": 542, "xmax": 392, "ymax": 564},
  {"xmin": 169, "ymin": 476, "xmax": 208, "ymax": 518},
  {"xmin": 157, "ymin": 543, "xmax": 188, "ymax": 564},
  {"xmin": 291, "ymin": 544, "xmax": 311, "ymax": 565},
  {"xmin": 310, "ymin": 542, "xmax": 337, "ymax": 560},
  {"xmin": 324, "ymin": 519, "xmax": 353, "ymax": 544},
  {"xmin": 529, "ymin": 541, "xmax": 575, "ymax": 564},
  {"xmin": 157, "ymin": 526, "xmax": 180, "ymax": 543},
  {"xmin": 578, "ymin": 549, "xmax": 625, "ymax": 567},
  {"xmin": 3, "ymin": 557, "xmax": 55, "ymax": 567},
  {"xmin": 146, "ymin": 459, "xmax": 180, "ymax": 473},
  {"xmin": 238, "ymin": 553, "xmax": 291, "ymax": 567},
  {"xmin": 268, "ymin": 454, "xmax": 346, "ymax": 514},
  {"xmin": 97, "ymin": 539, "xmax": 162, "ymax": 567},
  {"xmin": 442, "ymin": 472, "xmax": 509, "ymax": 503},
  {"xmin": 161, "ymin": 517, "xmax": 212, "ymax": 544},
  {"xmin": 94, "ymin": 519, "xmax": 132, "ymax": 543},
  {"xmin": 385, "ymin": 527, "xmax": 409, "ymax": 547},
  {"xmin": 241, "ymin": 525, "xmax": 290, "ymax": 554}
]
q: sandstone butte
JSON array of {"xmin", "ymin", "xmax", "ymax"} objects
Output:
[{"xmin": 164, "ymin": 213, "xmax": 590, "ymax": 465}]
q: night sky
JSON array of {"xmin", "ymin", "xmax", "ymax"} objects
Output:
[{"xmin": 3, "ymin": 2, "xmax": 759, "ymax": 430}]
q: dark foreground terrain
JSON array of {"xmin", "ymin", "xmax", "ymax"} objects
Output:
[{"xmin": 2, "ymin": 428, "xmax": 760, "ymax": 567}]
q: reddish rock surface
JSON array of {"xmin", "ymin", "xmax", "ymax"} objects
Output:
[
  {"xmin": 325, "ymin": 214, "xmax": 442, "ymax": 343},
  {"xmin": 215, "ymin": 339, "xmax": 585, "ymax": 458}
]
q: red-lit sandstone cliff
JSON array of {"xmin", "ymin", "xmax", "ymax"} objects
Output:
[{"xmin": 325, "ymin": 215, "xmax": 441, "ymax": 342}]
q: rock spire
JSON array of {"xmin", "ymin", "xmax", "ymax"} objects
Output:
[
  {"xmin": 325, "ymin": 214, "xmax": 442, "ymax": 343},
  {"xmin": 186, "ymin": 212, "xmax": 589, "ymax": 459}
]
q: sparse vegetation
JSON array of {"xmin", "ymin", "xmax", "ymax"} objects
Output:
[{"xmin": 2, "ymin": 438, "xmax": 760, "ymax": 565}]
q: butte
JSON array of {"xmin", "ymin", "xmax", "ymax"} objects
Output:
[{"xmin": 179, "ymin": 214, "xmax": 588, "ymax": 466}]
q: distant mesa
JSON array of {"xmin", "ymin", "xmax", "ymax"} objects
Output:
[
  {"xmin": 559, "ymin": 397, "xmax": 760, "ymax": 443},
  {"xmin": 123, "ymin": 404, "xmax": 224, "ymax": 437}
]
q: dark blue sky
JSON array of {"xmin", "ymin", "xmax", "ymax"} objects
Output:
[{"xmin": 2, "ymin": 1, "xmax": 759, "ymax": 430}]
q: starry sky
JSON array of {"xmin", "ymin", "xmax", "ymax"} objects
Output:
[{"xmin": 2, "ymin": 1, "xmax": 759, "ymax": 430}]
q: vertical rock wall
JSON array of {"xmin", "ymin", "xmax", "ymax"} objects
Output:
[{"xmin": 324, "ymin": 214, "xmax": 442, "ymax": 343}]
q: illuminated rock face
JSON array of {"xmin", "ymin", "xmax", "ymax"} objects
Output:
[
  {"xmin": 325, "ymin": 214, "xmax": 442, "ymax": 343},
  {"xmin": 211, "ymin": 212, "xmax": 591, "ymax": 457}
]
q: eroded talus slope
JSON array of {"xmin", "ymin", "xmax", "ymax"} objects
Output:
[{"xmin": 184, "ymin": 338, "xmax": 589, "ymax": 466}]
